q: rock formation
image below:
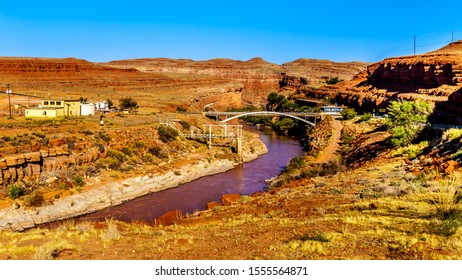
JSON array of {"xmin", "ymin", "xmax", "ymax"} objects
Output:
[
  {"xmin": 0, "ymin": 145, "xmax": 107, "ymax": 186},
  {"xmin": 297, "ymin": 41, "xmax": 462, "ymax": 124}
]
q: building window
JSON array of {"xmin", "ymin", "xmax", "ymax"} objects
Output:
[
  {"xmin": 42, "ymin": 111, "xmax": 47, "ymax": 116},
  {"xmin": 56, "ymin": 101, "xmax": 62, "ymax": 106},
  {"xmin": 43, "ymin": 101, "xmax": 49, "ymax": 105},
  {"xmin": 50, "ymin": 101, "xmax": 55, "ymax": 105}
]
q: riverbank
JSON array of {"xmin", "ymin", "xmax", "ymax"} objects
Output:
[{"xmin": 0, "ymin": 131, "xmax": 268, "ymax": 231}]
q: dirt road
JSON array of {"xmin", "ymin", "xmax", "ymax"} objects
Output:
[{"xmin": 316, "ymin": 118, "xmax": 342, "ymax": 163}]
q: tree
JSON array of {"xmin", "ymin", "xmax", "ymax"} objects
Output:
[
  {"xmin": 266, "ymin": 92, "xmax": 279, "ymax": 111},
  {"xmin": 158, "ymin": 125, "xmax": 179, "ymax": 143},
  {"xmin": 106, "ymin": 98, "xmax": 114, "ymax": 108},
  {"xmin": 119, "ymin": 97, "xmax": 139, "ymax": 111},
  {"xmin": 266, "ymin": 92, "xmax": 298, "ymax": 112},
  {"xmin": 273, "ymin": 117, "xmax": 296, "ymax": 135},
  {"xmin": 385, "ymin": 99, "xmax": 433, "ymax": 147},
  {"xmin": 341, "ymin": 108, "xmax": 357, "ymax": 120}
]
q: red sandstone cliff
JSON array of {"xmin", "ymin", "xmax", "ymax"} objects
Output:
[{"xmin": 297, "ymin": 41, "xmax": 462, "ymax": 124}]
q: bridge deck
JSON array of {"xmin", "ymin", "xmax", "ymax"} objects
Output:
[
  {"xmin": 204, "ymin": 111, "xmax": 324, "ymax": 117},
  {"xmin": 180, "ymin": 134, "xmax": 237, "ymax": 139}
]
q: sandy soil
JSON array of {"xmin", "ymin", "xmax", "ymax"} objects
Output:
[{"xmin": 316, "ymin": 119, "xmax": 342, "ymax": 163}]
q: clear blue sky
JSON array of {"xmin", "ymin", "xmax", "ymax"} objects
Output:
[{"xmin": 1, "ymin": 0, "xmax": 461, "ymax": 64}]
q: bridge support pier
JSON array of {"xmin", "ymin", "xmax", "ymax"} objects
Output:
[
  {"xmin": 208, "ymin": 125, "xmax": 212, "ymax": 149},
  {"xmin": 237, "ymin": 137, "xmax": 243, "ymax": 163}
]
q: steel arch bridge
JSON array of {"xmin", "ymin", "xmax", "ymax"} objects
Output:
[{"xmin": 215, "ymin": 111, "xmax": 317, "ymax": 126}]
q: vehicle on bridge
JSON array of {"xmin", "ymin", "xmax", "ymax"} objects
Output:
[{"xmin": 320, "ymin": 105, "xmax": 343, "ymax": 115}]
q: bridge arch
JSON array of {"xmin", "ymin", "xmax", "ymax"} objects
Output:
[{"xmin": 219, "ymin": 111, "xmax": 316, "ymax": 126}]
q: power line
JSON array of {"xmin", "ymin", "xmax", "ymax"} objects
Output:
[{"xmin": 412, "ymin": 30, "xmax": 462, "ymax": 55}]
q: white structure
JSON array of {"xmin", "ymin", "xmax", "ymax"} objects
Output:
[
  {"xmin": 81, "ymin": 103, "xmax": 96, "ymax": 116},
  {"xmin": 95, "ymin": 101, "xmax": 109, "ymax": 112}
]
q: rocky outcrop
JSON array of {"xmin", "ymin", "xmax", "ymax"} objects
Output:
[
  {"xmin": 281, "ymin": 59, "xmax": 367, "ymax": 88},
  {"xmin": 434, "ymin": 89, "xmax": 462, "ymax": 125},
  {"xmin": 0, "ymin": 145, "xmax": 107, "ymax": 186},
  {"xmin": 366, "ymin": 61, "xmax": 457, "ymax": 92}
]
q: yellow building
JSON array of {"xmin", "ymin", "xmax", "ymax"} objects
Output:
[{"xmin": 25, "ymin": 99, "xmax": 81, "ymax": 118}]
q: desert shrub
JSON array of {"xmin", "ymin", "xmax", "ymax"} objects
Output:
[
  {"xmin": 299, "ymin": 161, "xmax": 345, "ymax": 178},
  {"xmin": 95, "ymin": 161, "xmax": 107, "ymax": 171},
  {"xmin": 8, "ymin": 184, "xmax": 25, "ymax": 199},
  {"xmin": 1, "ymin": 135, "xmax": 12, "ymax": 142},
  {"xmin": 82, "ymin": 129, "xmax": 94, "ymax": 135},
  {"xmin": 148, "ymin": 146, "xmax": 168, "ymax": 158},
  {"xmin": 385, "ymin": 99, "xmax": 433, "ymax": 147},
  {"xmin": 73, "ymin": 174, "xmax": 85, "ymax": 187},
  {"xmin": 179, "ymin": 120, "xmax": 191, "ymax": 130},
  {"xmin": 176, "ymin": 106, "xmax": 187, "ymax": 112},
  {"xmin": 418, "ymin": 173, "xmax": 462, "ymax": 235},
  {"xmin": 120, "ymin": 147, "xmax": 133, "ymax": 156},
  {"xmin": 359, "ymin": 188, "xmax": 383, "ymax": 199},
  {"xmin": 239, "ymin": 195, "xmax": 253, "ymax": 204},
  {"xmin": 297, "ymin": 232, "xmax": 331, "ymax": 243},
  {"xmin": 107, "ymin": 148, "xmax": 126, "ymax": 162},
  {"xmin": 341, "ymin": 108, "xmax": 357, "ymax": 120},
  {"xmin": 119, "ymin": 165, "xmax": 135, "ymax": 172},
  {"xmin": 157, "ymin": 125, "xmax": 178, "ymax": 143},
  {"xmin": 391, "ymin": 141, "xmax": 429, "ymax": 159},
  {"xmin": 452, "ymin": 149, "xmax": 462, "ymax": 160},
  {"xmin": 442, "ymin": 128, "xmax": 462, "ymax": 141},
  {"xmin": 101, "ymin": 220, "xmax": 122, "ymax": 243},
  {"xmin": 341, "ymin": 131, "xmax": 356, "ymax": 145},
  {"xmin": 134, "ymin": 141, "xmax": 147, "ymax": 149},
  {"xmin": 284, "ymin": 156, "xmax": 307, "ymax": 174},
  {"xmin": 326, "ymin": 76, "xmax": 343, "ymax": 85},
  {"xmin": 97, "ymin": 131, "xmax": 111, "ymax": 142},
  {"xmin": 107, "ymin": 158, "xmax": 122, "ymax": 170},
  {"xmin": 23, "ymin": 192, "xmax": 45, "ymax": 207},
  {"xmin": 358, "ymin": 113, "xmax": 372, "ymax": 122},
  {"xmin": 141, "ymin": 153, "xmax": 154, "ymax": 163},
  {"xmin": 85, "ymin": 166, "xmax": 98, "ymax": 177},
  {"xmin": 427, "ymin": 218, "xmax": 461, "ymax": 237}
]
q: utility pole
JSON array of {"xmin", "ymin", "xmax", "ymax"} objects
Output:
[
  {"xmin": 413, "ymin": 36, "xmax": 416, "ymax": 55},
  {"xmin": 6, "ymin": 84, "xmax": 12, "ymax": 119}
]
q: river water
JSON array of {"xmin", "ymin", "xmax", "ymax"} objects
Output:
[{"xmin": 80, "ymin": 126, "xmax": 305, "ymax": 223}]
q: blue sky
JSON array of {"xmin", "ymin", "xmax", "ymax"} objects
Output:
[{"xmin": 0, "ymin": 0, "xmax": 461, "ymax": 64}]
